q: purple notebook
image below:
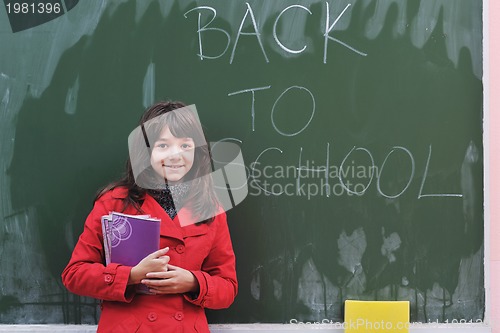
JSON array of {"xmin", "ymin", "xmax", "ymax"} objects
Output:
[{"xmin": 101, "ymin": 212, "xmax": 161, "ymax": 293}]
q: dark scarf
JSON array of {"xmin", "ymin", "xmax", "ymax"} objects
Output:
[{"xmin": 148, "ymin": 183, "xmax": 191, "ymax": 219}]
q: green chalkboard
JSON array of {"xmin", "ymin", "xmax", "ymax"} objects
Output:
[{"xmin": 1, "ymin": 0, "xmax": 483, "ymax": 325}]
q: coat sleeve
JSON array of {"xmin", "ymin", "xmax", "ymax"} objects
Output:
[
  {"xmin": 61, "ymin": 195, "xmax": 135, "ymax": 302},
  {"xmin": 185, "ymin": 213, "xmax": 238, "ymax": 309}
]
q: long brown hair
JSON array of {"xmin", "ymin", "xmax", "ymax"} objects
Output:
[{"xmin": 97, "ymin": 101, "xmax": 219, "ymax": 221}]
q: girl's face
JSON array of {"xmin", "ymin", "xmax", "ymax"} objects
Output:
[{"xmin": 150, "ymin": 126, "xmax": 195, "ymax": 184}]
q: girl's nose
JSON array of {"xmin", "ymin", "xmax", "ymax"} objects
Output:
[{"xmin": 166, "ymin": 146, "xmax": 182, "ymax": 158}]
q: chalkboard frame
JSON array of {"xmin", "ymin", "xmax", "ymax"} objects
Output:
[{"xmin": 0, "ymin": 0, "xmax": 493, "ymax": 329}]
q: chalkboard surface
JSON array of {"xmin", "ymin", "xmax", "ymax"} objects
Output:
[{"xmin": 0, "ymin": 0, "xmax": 483, "ymax": 325}]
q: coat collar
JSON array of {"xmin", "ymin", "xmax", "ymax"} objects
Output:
[{"xmin": 141, "ymin": 193, "xmax": 208, "ymax": 242}]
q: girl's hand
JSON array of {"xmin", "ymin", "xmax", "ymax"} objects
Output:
[
  {"xmin": 141, "ymin": 264, "xmax": 200, "ymax": 295},
  {"xmin": 128, "ymin": 247, "xmax": 170, "ymax": 285}
]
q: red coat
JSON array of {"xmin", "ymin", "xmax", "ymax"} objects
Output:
[{"xmin": 62, "ymin": 187, "xmax": 237, "ymax": 333}]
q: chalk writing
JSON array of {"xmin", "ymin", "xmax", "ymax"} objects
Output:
[
  {"xmin": 376, "ymin": 146, "xmax": 415, "ymax": 199},
  {"xmin": 271, "ymin": 86, "xmax": 316, "ymax": 137},
  {"xmin": 296, "ymin": 144, "xmax": 330, "ymax": 197},
  {"xmin": 226, "ymin": 83, "xmax": 465, "ymax": 200},
  {"xmin": 339, "ymin": 146, "xmax": 375, "ymax": 196},
  {"xmin": 419, "ymin": 145, "xmax": 463, "ymax": 198},
  {"xmin": 273, "ymin": 5, "xmax": 312, "ymax": 54},
  {"xmin": 324, "ymin": 3, "xmax": 368, "ymax": 63},
  {"xmin": 231, "ymin": 3, "xmax": 269, "ymax": 64},
  {"xmin": 252, "ymin": 147, "xmax": 284, "ymax": 196},
  {"xmin": 228, "ymin": 86, "xmax": 271, "ymax": 132},
  {"xmin": 183, "ymin": 6, "xmax": 231, "ymax": 60},
  {"xmin": 184, "ymin": 2, "xmax": 367, "ymax": 63},
  {"xmin": 246, "ymin": 143, "xmax": 464, "ymax": 200}
]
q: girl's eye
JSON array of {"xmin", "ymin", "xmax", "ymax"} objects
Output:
[
  {"xmin": 181, "ymin": 143, "xmax": 192, "ymax": 149},
  {"xmin": 157, "ymin": 144, "xmax": 168, "ymax": 149}
]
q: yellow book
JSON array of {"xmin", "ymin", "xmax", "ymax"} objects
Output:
[{"xmin": 344, "ymin": 300, "xmax": 409, "ymax": 333}]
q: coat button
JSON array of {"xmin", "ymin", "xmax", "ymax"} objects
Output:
[
  {"xmin": 104, "ymin": 274, "xmax": 113, "ymax": 284},
  {"xmin": 175, "ymin": 244, "xmax": 185, "ymax": 254},
  {"xmin": 147, "ymin": 312, "xmax": 158, "ymax": 322},
  {"xmin": 174, "ymin": 312, "xmax": 184, "ymax": 321}
]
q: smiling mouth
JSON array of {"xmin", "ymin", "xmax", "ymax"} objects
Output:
[{"xmin": 164, "ymin": 165, "xmax": 184, "ymax": 169}]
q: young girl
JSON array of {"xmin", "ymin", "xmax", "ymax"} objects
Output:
[{"xmin": 62, "ymin": 101, "xmax": 237, "ymax": 333}]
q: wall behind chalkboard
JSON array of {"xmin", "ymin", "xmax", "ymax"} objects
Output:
[{"xmin": 0, "ymin": 0, "xmax": 483, "ymax": 325}]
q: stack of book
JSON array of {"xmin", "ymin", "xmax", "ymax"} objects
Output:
[{"xmin": 101, "ymin": 212, "xmax": 161, "ymax": 293}]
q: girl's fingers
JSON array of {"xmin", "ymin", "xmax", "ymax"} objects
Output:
[
  {"xmin": 150, "ymin": 247, "xmax": 169, "ymax": 258},
  {"xmin": 142, "ymin": 277, "xmax": 174, "ymax": 287},
  {"xmin": 145, "ymin": 271, "xmax": 175, "ymax": 279},
  {"xmin": 156, "ymin": 255, "xmax": 170, "ymax": 262},
  {"xmin": 144, "ymin": 247, "xmax": 169, "ymax": 261}
]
